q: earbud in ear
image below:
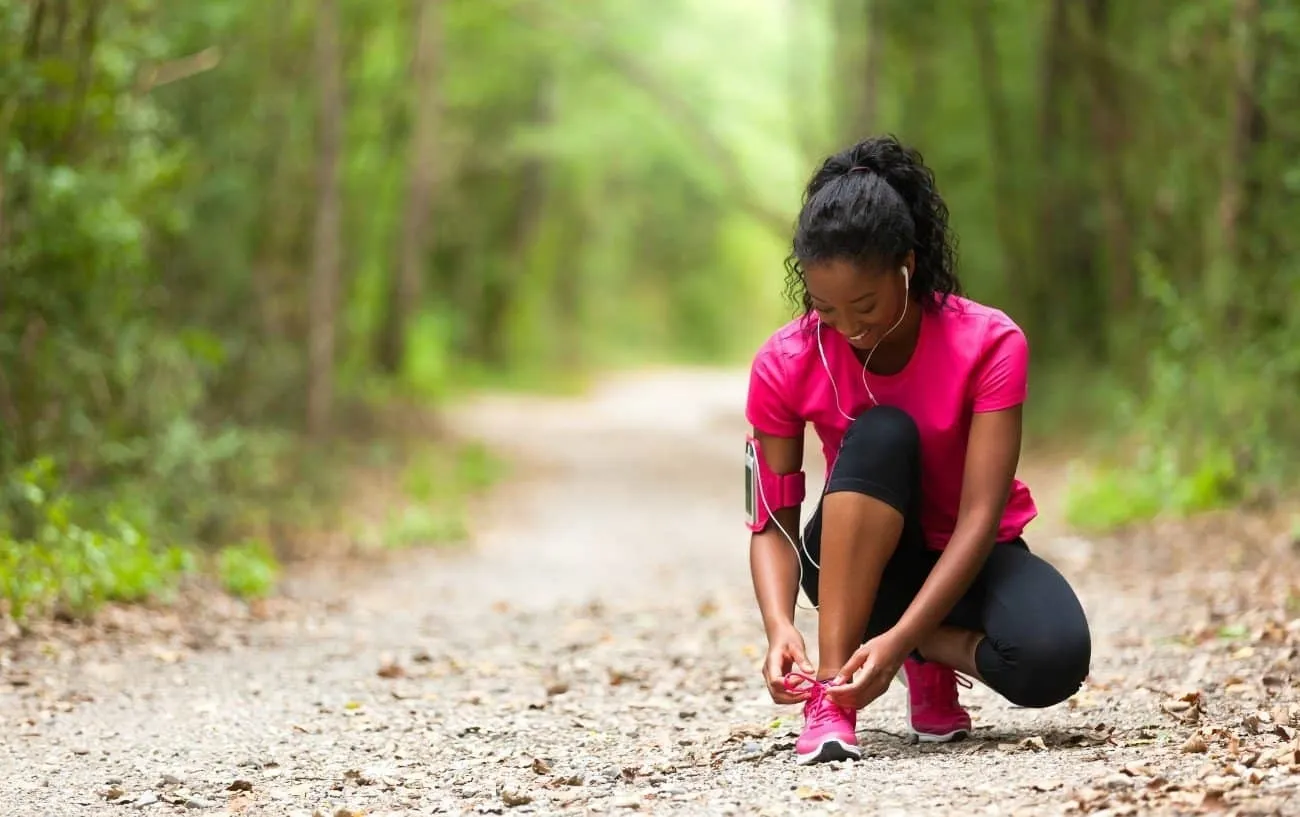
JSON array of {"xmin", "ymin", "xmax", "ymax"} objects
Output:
[{"xmin": 901, "ymin": 266, "xmax": 909, "ymax": 282}]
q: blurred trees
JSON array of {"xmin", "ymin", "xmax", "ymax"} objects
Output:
[
  {"xmin": 825, "ymin": 0, "xmax": 1300, "ymax": 521},
  {"xmin": 2, "ymin": 0, "xmax": 1298, "ymax": 575}
]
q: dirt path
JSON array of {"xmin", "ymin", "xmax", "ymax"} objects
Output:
[{"xmin": 2, "ymin": 367, "xmax": 1297, "ymax": 816}]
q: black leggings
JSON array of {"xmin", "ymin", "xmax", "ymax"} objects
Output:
[{"xmin": 799, "ymin": 406, "xmax": 1092, "ymax": 709}]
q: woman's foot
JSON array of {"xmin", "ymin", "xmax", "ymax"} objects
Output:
[
  {"xmin": 899, "ymin": 658, "xmax": 972, "ymax": 742},
  {"xmin": 784, "ymin": 672, "xmax": 862, "ymax": 765}
]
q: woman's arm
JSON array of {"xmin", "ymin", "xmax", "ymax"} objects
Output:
[
  {"xmin": 748, "ymin": 429, "xmax": 805, "ymax": 639},
  {"xmin": 891, "ymin": 403, "xmax": 1024, "ymax": 649}
]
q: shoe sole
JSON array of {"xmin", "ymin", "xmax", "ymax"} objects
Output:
[
  {"xmin": 795, "ymin": 737, "xmax": 863, "ymax": 765},
  {"xmin": 908, "ymin": 725, "xmax": 970, "ymax": 744}
]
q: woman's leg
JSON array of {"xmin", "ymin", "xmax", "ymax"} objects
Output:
[
  {"xmin": 950, "ymin": 541, "xmax": 1093, "ymax": 708},
  {"xmin": 797, "ymin": 406, "xmax": 929, "ymax": 679}
]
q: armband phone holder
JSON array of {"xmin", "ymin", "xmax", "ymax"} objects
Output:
[{"xmin": 745, "ymin": 435, "xmax": 806, "ymax": 532}]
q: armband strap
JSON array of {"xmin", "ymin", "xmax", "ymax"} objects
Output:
[{"xmin": 745, "ymin": 435, "xmax": 807, "ymax": 532}]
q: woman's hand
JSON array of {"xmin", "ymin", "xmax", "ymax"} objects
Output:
[
  {"xmin": 763, "ymin": 624, "xmax": 815, "ymax": 704},
  {"xmin": 826, "ymin": 630, "xmax": 912, "ymax": 710}
]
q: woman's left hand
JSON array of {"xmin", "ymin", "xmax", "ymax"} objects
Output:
[{"xmin": 826, "ymin": 630, "xmax": 913, "ymax": 710}]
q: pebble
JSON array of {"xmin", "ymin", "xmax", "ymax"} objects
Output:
[{"xmin": 133, "ymin": 791, "xmax": 160, "ymax": 808}]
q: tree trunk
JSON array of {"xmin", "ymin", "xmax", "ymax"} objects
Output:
[
  {"xmin": 307, "ymin": 0, "xmax": 343, "ymax": 438},
  {"xmin": 784, "ymin": 0, "xmax": 820, "ymax": 161},
  {"xmin": 1216, "ymin": 0, "xmax": 1262, "ymax": 277},
  {"xmin": 472, "ymin": 74, "xmax": 553, "ymax": 365},
  {"xmin": 970, "ymin": 0, "xmax": 1026, "ymax": 284},
  {"xmin": 378, "ymin": 0, "xmax": 442, "ymax": 374},
  {"xmin": 832, "ymin": 0, "xmax": 878, "ymax": 145},
  {"xmin": 1033, "ymin": 0, "xmax": 1069, "ymax": 330},
  {"xmin": 1081, "ymin": 0, "xmax": 1136, "ymax": 317},
  {"xmin": 62, "ymin": 0, "xmax": 104, "ymax": 157},
  {"xmin": 861, "ymin": 0, "xmax": 882, "ymax": 138}
]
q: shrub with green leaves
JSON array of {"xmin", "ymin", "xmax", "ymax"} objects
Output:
[{"xmin": 1, "ymin": 460, "xmax": 194, "ymax": 623}]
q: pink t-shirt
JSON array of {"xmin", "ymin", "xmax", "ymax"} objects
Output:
[{"xmin": 746, "ymin": 294, "xmax": 1037, "ymax": 550}]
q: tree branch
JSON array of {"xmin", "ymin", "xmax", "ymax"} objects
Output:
[{"xmin": 510, "ymin": 3, "xmax": 795, "ymax": 239}]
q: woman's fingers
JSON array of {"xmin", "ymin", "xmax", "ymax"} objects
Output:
[
  {"xmin": 832, "ymin": 645, "xmax": 870, "ymax": 686},
  {"xmin": 788, "ymin": 643, "xmax": 814, "ymax": 675}
]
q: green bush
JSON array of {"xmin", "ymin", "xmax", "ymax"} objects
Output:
[
  {"xmin": 1061, "ymin": 256, "xmax": 1298, "ymax": 532},
  {"xmin": 0, "ymin": 460, "xmax": 194, "ymax": 623},
  {"xmin": 215, "ymin": 539, "xmax": 281, "ymax": 599}
]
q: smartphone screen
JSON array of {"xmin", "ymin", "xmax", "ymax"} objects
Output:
[{"xmin": 744, "ymin": 440, "xmax": 757, "ymax": 525}]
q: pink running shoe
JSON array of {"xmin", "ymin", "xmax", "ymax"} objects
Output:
[
  {"xmin": 899, "ymin": 658, "xmax": 973, "ymax": 743},
  {"xmin": 783, "ymin": 672, "xmax": 862, "ymax": 765}
]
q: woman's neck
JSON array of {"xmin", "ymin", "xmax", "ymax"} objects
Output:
[{"xmin": 853, "ymin": 301, "xmax": 923, "ymax": 375}]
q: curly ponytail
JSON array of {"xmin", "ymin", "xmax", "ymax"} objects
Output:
[{"xmin": 782, "ymin": 135, "xmax": 962, "ymax": 315}]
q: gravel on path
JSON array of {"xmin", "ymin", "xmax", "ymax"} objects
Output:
[{"xmin": 1, "ymin": 367, "xmax": 1297, "ymax": 816}]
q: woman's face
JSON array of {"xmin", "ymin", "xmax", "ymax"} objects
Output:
[{"xmin": 804, "ymin": 254, "xmax": 913, "ymax": 351}]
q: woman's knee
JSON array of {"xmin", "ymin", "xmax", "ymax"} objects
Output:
[
  {"xmin": 842, "ymin": 405, "xmax": 918, "ymax": 453},
  {"xmin": 831, "ymin": 406, "xmax": 919, "ymax": 491},
  {"xmin": 980, "ymin": 623, "xmax": 1092, "ymax": 708}
]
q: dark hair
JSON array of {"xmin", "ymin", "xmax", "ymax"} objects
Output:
[{"xmin": 783, "ymin": 135, "xmax": 962, "ymax": 315}]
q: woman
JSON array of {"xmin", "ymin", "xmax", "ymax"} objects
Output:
[{"xmin": 744, "ymin": 135, "xmax": 1092, "ymax": 765}]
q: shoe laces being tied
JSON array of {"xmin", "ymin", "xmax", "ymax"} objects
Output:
[{"xmin": 782, "ymin": 671, "xmax": 848, "ymax": 726}]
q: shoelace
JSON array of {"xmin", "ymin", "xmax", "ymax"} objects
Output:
[
  {"xmin": 782, "ymin": 671, "xmax": 846, "ymax": 727},
  {"xmin": 915, "ymin": 664, "xmax": 973, "ymax": 707}
]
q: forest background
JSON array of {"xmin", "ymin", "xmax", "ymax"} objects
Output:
[{"xmin": 3, "ymin": 0, "xmax": 1297, "ymax": 622}]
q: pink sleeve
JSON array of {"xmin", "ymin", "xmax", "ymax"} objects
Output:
[
  {"xmin": 972, "ymin": 318, "xmax": 1029, "ymax": 413},
  {"xmin": 746, "ymin": 340, "xmax": 804, "ymax": 437}
]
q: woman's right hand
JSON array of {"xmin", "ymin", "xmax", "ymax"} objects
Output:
[{"xmin": 763, "ymin": 624, "xmax": 815, "ymax": 704}]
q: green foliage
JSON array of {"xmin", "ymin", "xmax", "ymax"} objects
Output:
[
  {"xmin": 1062, "ymin": 252, "xmax": 1300, "ymax": 530},
  {"xmin": 0, "ymin": 460, "xmax": 194, "ymax": 623},
  {"xmin": 4, "ymin": 0, "xmax": 1300, "ymax": 610},
  {"xmin": 216, "ymin": 540, "xmax": 280, "ymax": 599},
  {"xmin": 374, "ymin": 440, "xmax": 505, "ymax": 550}
]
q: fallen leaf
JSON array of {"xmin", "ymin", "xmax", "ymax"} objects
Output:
[
  {"xmin": 1205, "ymin": 775, "xmax": 1239, "ymax": 793},
  {"xmin": 795, "ymin": 786, "xmax": 833, "ymax": 801},
  {"xmin": 1167, "ymin": 790, "xmax": 1206, "ymax": 808},
  {"xmin": 1019, "ymin": 736, "xmax": 1048, "ymax": 751},
  {"xmin": 501, "ymin": 788, "xmax": 533, "ymax": 807},
  {"xmin": 545, "ymin": 679, "xmax": 569, "ymax": 696},
  {"xmin": 1031, "ymin": 779, "xmax": 1062, "ymax": 792},
  {"xmin": 227, "ymin": 780, "xmax": 254, "ymax": 792},
  {"xmin": 1182, "ymin": 734, "xmax": 1209, "ymax": 754},
  {"xmin": 608, "ymin": 669, "xmax": 639, "ymax": 686},
  {"xmin": 729, "ymin": 724, "xmax": 768, "ymax": 741}
]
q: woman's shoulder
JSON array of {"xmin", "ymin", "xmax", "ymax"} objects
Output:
[
  {"xmin": 752, "ymin": 312, "xmax": 821, "ymax": 366},
  {"xmin": 931, "ymin": 294, "xmax": 1026, "ymax": 345}
]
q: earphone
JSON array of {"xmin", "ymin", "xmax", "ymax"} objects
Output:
[
  {"xmin": 816, "ymin": 266, "xmax": 910, "ymax": 420},
  {"xmin": 755, "ymin": 266, "xmax": 911, "ymax": 611}
]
